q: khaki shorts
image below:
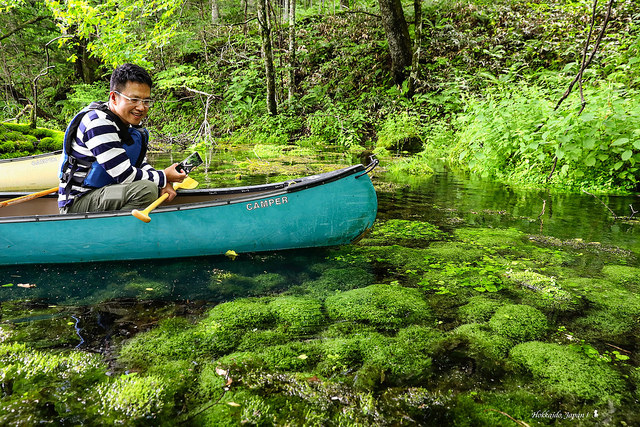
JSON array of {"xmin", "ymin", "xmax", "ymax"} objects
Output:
[{"xmin": 63, "ymin": 181, "xmax": 159, "ymax": 214}]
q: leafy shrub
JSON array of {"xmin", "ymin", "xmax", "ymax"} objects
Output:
[{"xmin": 376, "ymin": 111, "xmax": 423, "ymax": 152}]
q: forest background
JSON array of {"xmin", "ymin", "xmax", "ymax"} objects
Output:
[{"xmin": 1, "ymin": 0, "xmax": 639, "ymax": 194}]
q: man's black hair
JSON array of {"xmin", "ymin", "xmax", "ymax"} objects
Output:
[{"xmin": 110, "ymin": 63, "xmax": 153, "ymax": 91}]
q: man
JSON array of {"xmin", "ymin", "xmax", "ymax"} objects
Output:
[{"xmin": 58, "ymin": 63, "xmax": 185, "ymax": 214}]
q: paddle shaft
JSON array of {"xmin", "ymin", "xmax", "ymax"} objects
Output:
[
  {"xmin": 0, "ymin": 187, "xmax": 58, "ymax": 208},
  {"xmin": 131, "ymin": 177, "xmax": 198, "ymax": 222}
]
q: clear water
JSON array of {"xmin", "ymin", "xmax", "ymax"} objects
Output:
[{"xmin": 1, "ymin": 154, "xmax": 638, "ymax": 307}]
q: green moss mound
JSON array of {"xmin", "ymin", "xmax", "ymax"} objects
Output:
[
  {"xmin": 454, "ymin": 323, "xmax": 513, "ymax": 361},
  {"xmin": 509, "ymin": 342, "xmax": 624, "ymax": 404},
  {"xmin": 457, "ymin": 296, "xmax": 502, "ymax": 323},
  {"xmin": 488, "ymin": 304, "xmax": 548, "ymax": 343},
  {"xmin": 325, "ymin": 283, "xmax": 432, "ymax": 331},
  {"xmin": 268, "ymin": 296, "xmax": 325, "ymax": 336},
  {"xmin": 0, "ymin": 123, "xmax": 63, "ymax": 158}
]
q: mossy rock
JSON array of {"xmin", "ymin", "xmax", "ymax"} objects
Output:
[
  {"xmin": 488, "ymin": 304, "xmax": 548, "ymax": 343},
  {"xmin": 509, "ymin": 342, "xmax": 624, "ymax": 404},
  {"xmin": 454, "ymin": 227, "xmax": 525, "ymax": 249},
  {"xmin": 257, "ymin": 341, "xmax": 321, "ymax": 372},
  {"xmin": 453, "ymin": 323, "xmax": 513, "ymax": 361},
  {"xmin": 368, "ymin": 219, "xmax": 445, "ymax": 246},
  {"xmin": 237, "ymin": 328, "xmax": 290, "ymax": 351},
  {"xmin": 601, "ymin": 265, "xmax": 640, "ymax": 289},
  {"xmin": 97, "ymin": 374, "xmax": 173, "ymax": 422},
  {"xmin": 123, "ymin": 278, "xmax": 172, "ymax": 299},
  {"xmin": 423, "ymin": 242, "xmax": 486, "ymax": 264},
  {"xmin": 354, "ymin": 327, "xmax": 441, "ymax": 388},
  {"xmin": 204, "ymin": 298, "xmax": 274, "ymax": 330},
  {"xmin": 325, "ymin": 283, "xmax": 432, "ymax": 331},
  {"xmin": 0, "ymin": 343, "xmax": 107, "ymax": 423},
  {"xmin": 294, "ymin": 266, "xmax": 374, "ymax": 299},
  {"xmin": 119, "ymin": 316, "xmax": 238, "ymax": 368},
  {"xmin": 269, "ymin": 296, "xmax": 325, "ymax": 336},
  {"xmin": 451, "ymin": 389, "xmax": 552, "ymax": 427},
  {"xmin": 457, "ymin": 295, "xmax": 503, "ymax": 323},
  {"xmin": 503, "ymin": 269, "xmax": 579, "ymax": 312},
  {"xmin": 563, "ymin": 277, "xmax": 640, "ymax": 340},
  {"xmin": 317, "ymin": 337, "xmax": 366, "ymax": 376}
]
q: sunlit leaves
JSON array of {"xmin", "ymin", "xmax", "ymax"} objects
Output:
[{"xmin": 45, "ymin": 0, "xmax": 184, "ymax": 68}]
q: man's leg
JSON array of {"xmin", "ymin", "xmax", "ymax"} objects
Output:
[{"xmin": 68, "ymin": 181, "xmax": 159, "ymax": 213}]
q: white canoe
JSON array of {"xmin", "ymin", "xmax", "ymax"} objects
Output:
[{"xmin": 0, "ymin": 151, "xmax": 61, "ymax": 191}]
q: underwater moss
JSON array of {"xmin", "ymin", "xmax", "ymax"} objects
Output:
[
  {"xmin": 0, "ymin": 343, "xmax": 107, "ymax": 424},
  {"xmin": 237, "ymin": 329, "xmax": 290, "ymax": 351},
  {"xmin": 509, "ymin": 342, "xmax": 624, "ymax": 404},
  {"xmin": 503, "ymin": 269, "xmax": 579, "ymax": 312},
  {"xmin": 269, "ymin": 296, "xmax": 325, "ymax": 336},
  {"xmin": 457, "ymin": 295, "xmax": 503, "ymax": 323},
  {"xmin": 325, "ymin": 283, "xmax": 432, "ymax": 331},
  {"xmin": 563, "ymin": 277, "xmax": 640, "ymax": 340},
  {"xmin": 295, "ymin": 266, "xmax": 375, "ymax": 298},
  {"xmin": 97, "ymin": 374, "xmax": 171, "ymax": 422},
  {"xmin": 368, "ymin": 219, "xmax": 445, "ymax": 246},
  {"xmin": 204, "ymin": 297, "xmax": 274, "ymax": 330},
  {"xmin": 451, "ymin": 389, "xmax": 553, "ymax": 427},
  {"xmin": 119, "ymin": 316, "xmax": 238, "ymax": 368},
  {"xmin": 316, "ymin": 337, "xmax": 365, "ymax": 376},
  {"xmin": 601, "ymin": 265, "xmax": 640, "ymax": 289},
  {"xmin": 453, "ymin": 323, "xmax": 513, "ymax": 361},
  {"xmin": 488, "ymin": 304, "xmax": 548, "ymax": 343}
]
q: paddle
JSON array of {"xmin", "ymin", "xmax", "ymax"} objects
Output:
[
  {"xmin": 0, "ymin": 187, "xmax": 58, "ymax": 209},
  {"xmin": 131, "ymin": 176, "xmax": 198, "ymax": 223}
]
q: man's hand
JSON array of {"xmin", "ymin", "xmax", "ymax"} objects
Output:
[
  {"xmin": 164, "ymin": 163, "xmax": 187, "ymax": 183},
  {"xmin": 160, "ymin": 182, "xmax": 178, "ymax": 201}
]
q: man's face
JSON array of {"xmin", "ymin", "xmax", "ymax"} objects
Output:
[{"xmin": 109, "ymin": 81, "xmax": 152, "ymax": 126}]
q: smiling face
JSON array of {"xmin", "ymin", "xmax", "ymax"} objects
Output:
[{"xmin": 108, "ymin": 81, "xmax": 151, "ymax": 126}]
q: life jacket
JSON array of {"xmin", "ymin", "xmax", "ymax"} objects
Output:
[{"xmin": 59, "ymin": 102, "xmax": 148, "ymax": 191}]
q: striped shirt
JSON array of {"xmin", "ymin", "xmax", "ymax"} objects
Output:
[{"xmin": 58, "ymin": 108, "xmax": 166, "ymax": 209}]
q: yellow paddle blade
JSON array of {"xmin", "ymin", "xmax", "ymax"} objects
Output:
[{"xmin": 174, "ymin": 176, "xmax": 198, "ymax": 190}]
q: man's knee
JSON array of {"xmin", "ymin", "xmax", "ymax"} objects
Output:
[{"xmin": 128, "ymin": 180, "xmax": 159, "ymax": 206}]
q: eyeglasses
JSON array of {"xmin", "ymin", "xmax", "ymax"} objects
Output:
[{"xmin": 114, "ymin": 91, "xmax": 154, "ymax": 108}]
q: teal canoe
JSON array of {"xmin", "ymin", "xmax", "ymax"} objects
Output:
[{"xmin": 0, "ymin": 163, "xmax": 377, "ymax": 265}]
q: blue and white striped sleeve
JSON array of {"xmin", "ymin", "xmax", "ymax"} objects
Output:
[{"xmin": 82, "ymin": 114, "xmax": 166, "ymax": 188}]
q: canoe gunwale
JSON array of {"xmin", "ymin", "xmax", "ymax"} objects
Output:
[
  {"xmin": 0, "ymin": 164, "xmax": 368, "ymax": 224},
  {"xmin": 0, "ymin": 150, "xmax": 63, "ymax": 164}
]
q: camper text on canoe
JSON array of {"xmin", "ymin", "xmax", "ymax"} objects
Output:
[{"xmin": 246, "ymin": 196, "xmax": 289, "ymax": 211}]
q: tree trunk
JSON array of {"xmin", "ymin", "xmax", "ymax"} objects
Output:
[
  {"xmin": 257, "ymin": 0, "xmax": 278, "ymax": 115},
  {"xmin": 211, "ymin": 0, "xmax": 220, "ymax": 23},
  {"xmin": 407, "ymin": 0, "xmax": 422, "ymax": 98},
  {"xmin": 377, "ymin": 0, "xmax": 413, "ymax": 85},
  {"xmin": 287, "ymin": 0, "xmax": 296, "ymax": 102}
]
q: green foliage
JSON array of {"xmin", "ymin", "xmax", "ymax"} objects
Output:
[
  {"xmin": 509, "ymin": 342, "xmax": 624, "ymax": 404},
  {"xmin": 451, "ymin": 82, "xmax": 640, "ymax": 192},
  {"xmin": 325, "ymin": 283, "xmax": 432, "ymax": 331},
  {"xmin": 376, "ymin": 111, "xmax": 423, "ymax": 152},
  {"xmin": 488, "ymin": 304, "xmax": 548, "ymax": 343},
  {"xmin": 46, "ymin": 0, "xmax": 183, "ymax": 68}
]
